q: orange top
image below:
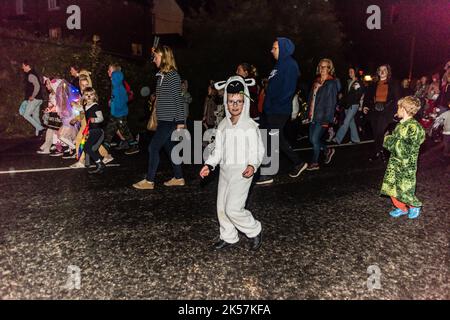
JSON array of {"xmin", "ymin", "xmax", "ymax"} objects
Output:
[{"xmin": 375, "ymin": 80, "xmax": 389, "ymax": 102}]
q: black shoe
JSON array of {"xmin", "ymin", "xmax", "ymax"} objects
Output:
[
  {"xmin": 289, "ymin": 162, "xmax": 308, "ymax": 178},
  {"xmin": 213, "ymin": 240, "xmax": 234, "ymax": 250},
  {"xmin": 249, "ymin": 232, "xmax": 262, "ymax": 251},
  {"xmin": 88, "ymin": 161, "xmax": 105, "ymax": 174},
  {"xmin": 125, "ymin": 144, "xmax": 139, "ymax": 155},
  {"xmin": 50, "ymin": 150, "xmax": 64, "ymax": 157},
  {"xmin": 255, "ymin": 175, "xmax": 274, "ymax": 185},
  {"xmin": 62, "ymin": 149, "xmax": 76, "ymax": 159}
]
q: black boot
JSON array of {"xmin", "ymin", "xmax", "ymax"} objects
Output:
[
  {"xmin": 88, "ymin": 161, "xmax": 105, "ymax": 174},
  {"xmin": 213, "ymin": 240, "xmax": 234, "ymax": 250},
  {"xmin": 249, "ymin": 232, "xmax": 262, "ymax": 251}
]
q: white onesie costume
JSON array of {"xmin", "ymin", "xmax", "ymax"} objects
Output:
[{"xmin": 206, "ymin": 76, "xmax": 265, "ymax": 244}]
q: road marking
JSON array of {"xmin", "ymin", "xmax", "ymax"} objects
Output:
[
  {"xmin": 293, "ymin": 140, "xmax": 374, "ymax": 152},
  {"xmin": 0, "ymin": 164, "xmax": 121, "ymax": 175}
]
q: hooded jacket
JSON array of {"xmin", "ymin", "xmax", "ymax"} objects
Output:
[
  {"xmin": 206, "ymin": 76, "xmax": 265, "ymax": 171},
  {"xmin": 263, "ymin": 37, "xmax": 300, "ymax": 115},
  {"xmin": 110, "ymin": 71, "xmax": 129, "ymax": 118}
]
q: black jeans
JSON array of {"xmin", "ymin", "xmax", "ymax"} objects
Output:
[
  {"xmin": 260, "ymin": 113, "xmax": 303, "ymax": 171},
  {"xmin": 369, "ymin": 110, "xmax": 394, "ymax": 154},
  {"xmin": 85, "ymin": 128, "xmax": 104, "ymax": 163}
]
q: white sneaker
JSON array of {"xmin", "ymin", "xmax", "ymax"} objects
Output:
[
  {"xmin": 103, "ymin": 155, "xmax": 114, "ymax": 164},
  {"xmin": 70, "ymin": 161, "xmax": 85, "ymax": 169},
  {"xmin": 37, "ymin": 150, "xmax": 50, "ymax": 155}
]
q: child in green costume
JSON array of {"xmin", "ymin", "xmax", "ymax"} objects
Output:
[{"xmin": 381, "ymin": 96, "xmax": 425, "ymax": 219}]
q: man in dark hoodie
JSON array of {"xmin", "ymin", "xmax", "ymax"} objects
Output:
[{"xmin": 256, "ymin": 38, "xmax": 308, "ymax": 185}]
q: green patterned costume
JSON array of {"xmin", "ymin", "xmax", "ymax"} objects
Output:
[{"xmin": 381, "ymin": 118, "xmax": 425, "ymax": 207}]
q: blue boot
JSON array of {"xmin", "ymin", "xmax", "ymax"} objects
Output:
[
  {"xmin": 389, "ymin": 208, "xmax": 408, "ymax": 218},
  {"xmin": 408, "ymin": 207, "xmax": 421, "ymax": 219}
]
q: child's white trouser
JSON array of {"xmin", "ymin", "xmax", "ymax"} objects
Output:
[
  {"xmin": 40, "ymin": 129, "xmax": 58, "ymax": 152},
  {"xmin": 216, "ymin": 166, "xmax": 262, "ymax": 244}
]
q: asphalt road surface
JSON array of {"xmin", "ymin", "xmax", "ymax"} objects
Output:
[{"xmin": 0, "ymin": 136, "xmax": 448, "ymax": 299}]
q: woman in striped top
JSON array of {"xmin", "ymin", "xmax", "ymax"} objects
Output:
[{"xmin": 133, "ymin": 45, "xmax": 187, "ymax": 190}]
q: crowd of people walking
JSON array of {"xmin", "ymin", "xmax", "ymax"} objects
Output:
[{"xmin": 17, "ymin": 37, "xmax": 450, "ymax": 250}]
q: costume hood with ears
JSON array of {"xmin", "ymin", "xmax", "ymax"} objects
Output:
[{"xmin": 214, "ymin": 76, "xmax": 256, "ymax": 126}]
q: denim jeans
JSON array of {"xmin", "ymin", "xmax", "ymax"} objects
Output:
[
  {"xmin": 22, "ymin": 99, "xmax": 44, "ymax": 132},
  {"xmin": 309, "ymin": 121, "xmax": 328, "ymax": 164},
  {"xmin": 147, "ymin": 121, "xmax": 183, "ymax": 182},
  {"xmin": 335, "ymin": 104, "xmax": 361, "ymax": 144}
]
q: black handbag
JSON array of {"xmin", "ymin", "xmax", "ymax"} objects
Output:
[{"xmin": 43, "ymin": 112, "xmax": 63, "ymax": 130}]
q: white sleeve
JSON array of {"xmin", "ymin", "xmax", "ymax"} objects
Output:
[
  {"xmin": 93, "ymin": 110, "xmax": 104, "ymax": 123},
  {"xmin": 205, "ymin": 128, "xmax": 223, "ymax": 169}
]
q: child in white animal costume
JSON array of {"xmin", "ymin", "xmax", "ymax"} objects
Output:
[{"xmin": 200, "ymin": 76, "xmax": 265, "ymax": 250}]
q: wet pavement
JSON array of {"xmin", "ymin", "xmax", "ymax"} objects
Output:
[{"xmin": 0, "ymin": 136, "xmax": 448, "ymax": 300}]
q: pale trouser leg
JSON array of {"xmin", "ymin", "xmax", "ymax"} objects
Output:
[
  {"xmin": 336, "ymin": 105, "xmax": 360, "ymax": 144},
  {"xmin": 217, "ymin": 172, "xmax": 239, "ymax": 244},
  {"xmin": 40, "ymin": 129, "xmax": 54, "ymax": 152},
  {"xmin": 218, "ymin": 169, "xmax": 262, "ymax": 243},
  {"xmin": 22, "ymin": 100, "xmax": 44, "ymax": 132},
  {"xmin": 348, "ymin": 105, "xmax": 360, "ymax": 143},
  {"xmin": 52, "ymin": 132, "xmax": 60, "ymax": 145},
  {"xmin": 60, "ymin": 137, "xmax": 76, "ymax": 150}
]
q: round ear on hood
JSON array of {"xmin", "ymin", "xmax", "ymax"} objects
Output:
[
  {"xmin": 214, "ymin": 81, "xmax": 227, "ymax": 90},
  {"xmin": 244, "ymin": 78, "xmax": 256, "ymax": 86}
]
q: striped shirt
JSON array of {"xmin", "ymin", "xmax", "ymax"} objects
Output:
[{"xmin": 155, "ymin": 70, "xmax": 186, "ymax": 124}]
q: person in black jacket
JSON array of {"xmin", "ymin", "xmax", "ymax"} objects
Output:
[
  {"xmin": 334, "ymin": 67, "xmax": 364, "ymax": 144},
  {"xmin": 363, "ymin": 64, "xmax": 401, "ymax": 162}
]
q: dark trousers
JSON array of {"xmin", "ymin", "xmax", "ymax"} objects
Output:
[
  {"xmin": 369, "ymin": 111, "xmax": 394, "ymax": 154},
  {"xmin": 104, "ymin": 116, "xmax": 135, "ymax": 147},
  {"xmin": 85, "ymin": 131, "xmax": 105, "ymax": 166},
  {"xmin": 146, "ymin": 121, "xmax": 183, "ymax": 182},
  {"xmin": 85, "ymin": 128, "xmax": 104, "ymax": 163},
  {"xmin": 260, "ymin": 113, "xmax": 303, "ymax": 170}
]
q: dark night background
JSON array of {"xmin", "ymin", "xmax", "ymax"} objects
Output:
[{"xmin": 177, "ymin": 0, "xmax": 449, "ymax": 81}]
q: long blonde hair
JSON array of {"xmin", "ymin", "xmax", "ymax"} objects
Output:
[{"xmin": 155, "ymin": 45, "xmax": 178, "ymax": 74}]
